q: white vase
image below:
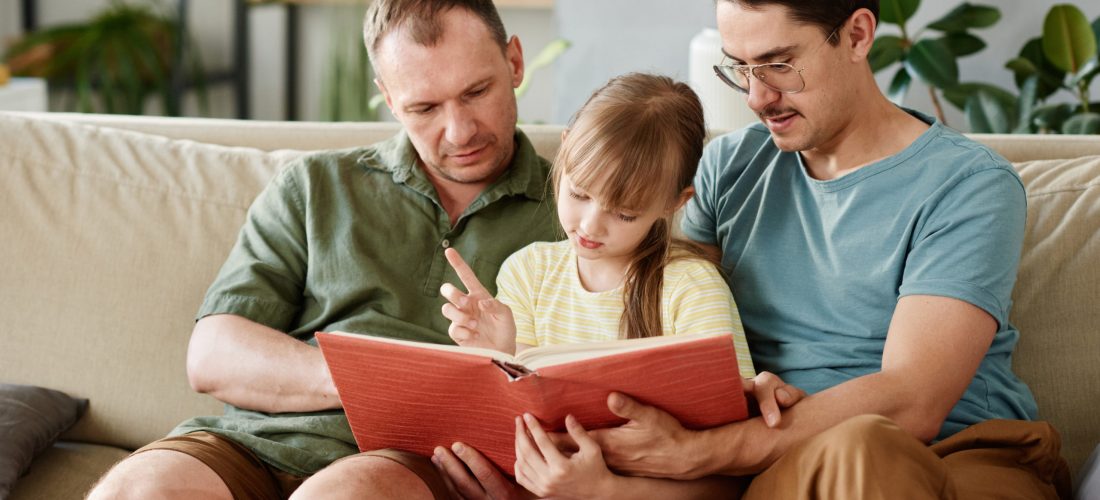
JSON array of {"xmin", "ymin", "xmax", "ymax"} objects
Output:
[{"xmin": 689, "ymin": 28, "xmax": 758, "ymax": 133}]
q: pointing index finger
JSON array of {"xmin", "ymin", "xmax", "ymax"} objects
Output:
[{"xmin": 444, "ymin": 248, "xmax": 489, "ymax": 295}]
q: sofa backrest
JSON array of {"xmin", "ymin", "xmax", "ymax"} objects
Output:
[{"xmin": 1, "ymin": 112, "xmax": 1096, "ymax": 473}]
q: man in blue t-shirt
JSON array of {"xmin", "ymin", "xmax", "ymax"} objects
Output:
[{"xmin": 557, "ymin": 1, "xmax": 1071, "ymax": 499}]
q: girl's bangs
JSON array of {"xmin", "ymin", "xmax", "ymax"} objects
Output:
[{"xmin": 558, "ymin": 116, "xmax": 680, "ymax": 212}]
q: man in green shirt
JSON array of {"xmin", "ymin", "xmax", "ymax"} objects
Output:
[{"xmin": 88, "ymin": 1, "xmax": 559, "ymax": 498}]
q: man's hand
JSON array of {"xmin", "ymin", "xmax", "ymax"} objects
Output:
[
  {"xmin": 587, "ymin": 392, "xmax": 709, "ymax": 480},
  {"xmin": 744, "ymin": 371, "xmax": 806, "ymax": 428},
  {"xmin": 432, "ymin": 442, "xmax": 533, "ymax": 500},
  {"xmin": 440, "ymin": 248, "xmax": 517, "ymax": 354}
]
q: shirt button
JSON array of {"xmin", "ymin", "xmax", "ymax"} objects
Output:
[{"xmin": 441, "ymin": 239, "xmax": 450, "ymax": 248}]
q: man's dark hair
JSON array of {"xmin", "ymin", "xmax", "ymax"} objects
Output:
[
  {"xmin": 719, "ymin": 0, "xmax": 879, "ymax": 44},
  {"xmin": 363, "ymin": 0, "xmax": 508, "ymax": 65}
]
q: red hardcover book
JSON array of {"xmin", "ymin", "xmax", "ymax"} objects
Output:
[{"xmin": 315, "ymin": 331, "xmax": 748, "ymax": 475}]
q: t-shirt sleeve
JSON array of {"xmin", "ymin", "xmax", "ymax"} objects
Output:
[
  {"xmin": 681, "ymin": 139, "xmax": 723, "ymax": 245},
  {"xmin": 196, "ymin": 163, "xmax": 309, "ymax": 332},
  {"xmin": 899, "ymin": 167, "xmax": 1027, "ymax": 327},
  {"xmin": 667, "ymin": 260, "xmax": 756, "ymax": 378},
  {"xmin": 496, "ymin": 248, "xmax": 537, "ymax": 347}
]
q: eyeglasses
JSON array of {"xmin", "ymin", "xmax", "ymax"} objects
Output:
[{"xmin": 713, "ymin": 21, "xmax": 844, "ymax": 95}]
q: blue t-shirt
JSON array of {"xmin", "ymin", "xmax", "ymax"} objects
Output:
[{"xmin": 682, "ymin": 112, "xmax": 1037, "ymax": 440}]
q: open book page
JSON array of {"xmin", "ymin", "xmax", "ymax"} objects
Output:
[
  {"xmin": 322, "ymin": 330, "xmax": 735, "ymax": 370},
  {"xmin": 321, "ymin": 330, "xmax": 518, "ymax": 361},
  {"xmin": 514, "ymin": 331, "xmax": 734, "ymax": 369}
]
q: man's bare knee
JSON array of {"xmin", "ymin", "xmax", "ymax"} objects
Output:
[
  {"xmin": 290, "ymin": 455, "xmax": 433, "ymax": 500},
  {"xmin": 87, "ymin": 450, "xmax": 231, "ymax": 500}
]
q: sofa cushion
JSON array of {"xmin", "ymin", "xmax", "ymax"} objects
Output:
[
  {"xmin": 7, "ymin": 442, "xmax": 131, "ymax": 500},
  {"xmin": 1011, "ymin": 154, "xmax": 1100, "ymax": 473},
  {"xmin": 0, "ymin": 114, "xmax": 304, "ymax": 451},
  {"xmin": 0, "ymin": 384, "xmax": 88, "ymax": 498}
]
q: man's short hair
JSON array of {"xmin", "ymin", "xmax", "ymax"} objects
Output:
[
  {"xmin": 363, "ymin": 0, "xmax": 508, "ymax": 66},
  {"xmin": 719, "ymin": 0, "xmax": 879, "ymax": 44}
]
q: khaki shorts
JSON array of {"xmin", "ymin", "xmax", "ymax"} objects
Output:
[{"xmin": 134, "ymin": 431, "xmax": 456, "ymax": 500}]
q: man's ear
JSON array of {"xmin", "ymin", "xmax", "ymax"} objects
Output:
[
  {"xmin": 507, "ymin": 35, "xmax": 525, "ymax": 88},
  {"xmin": 846, "ymin": 8, "xmax": 877, "ymax": 62},
  {"xmin": 374, "ymin": 78, "xmax": 394, "ymax": 114}
]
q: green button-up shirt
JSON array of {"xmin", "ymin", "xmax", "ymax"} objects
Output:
[{"xmin": 173, "ymin": 130, "xmax": 561, "ymax": 475}]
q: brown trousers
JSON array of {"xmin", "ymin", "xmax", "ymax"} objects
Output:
[{"xmin": 743, "ymin": 415, "xmax": 1072, "ymax": 500}]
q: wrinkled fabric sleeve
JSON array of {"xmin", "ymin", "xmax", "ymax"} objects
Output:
[
  {"xmin": 899, "ymin": 168, "xmax": 1026, "ymax": 327},
  {"xmin": 496, "ymin": 248, "xmax": 538, "ymax": 347},
  {"xmin": 667, "ymin": 261, "xmax": 756, "ymax": 378},
  {"xmin": 196, "ymin": 162, "xmax": 309, "ymax": 332}
]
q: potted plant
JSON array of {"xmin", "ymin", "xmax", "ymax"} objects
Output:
[
  {"xmin": 870, "ymin": 0, "xmax": 1100, "ymax": 134},
  {"xmin": 868, "ymin": 0, "xmax": 1002, "ymax": 126},
  {"xmin": 2, "ymin": 0, "xmax": 206, "ymax": 115}
]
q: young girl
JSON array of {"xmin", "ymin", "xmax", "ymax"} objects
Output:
[{"xmin": 440, "ymin": 73, "xmax": 769, "ymax": 498}]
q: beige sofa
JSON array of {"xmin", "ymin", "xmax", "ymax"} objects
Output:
[{"xmin": 1, "ymin": 112, "xmax": 1097, "ymax": 498}]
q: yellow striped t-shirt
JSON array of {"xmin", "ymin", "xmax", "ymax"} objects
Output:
[{"xmin": 496, "ymin": 240, "xmax": 755, "ymax": 378}]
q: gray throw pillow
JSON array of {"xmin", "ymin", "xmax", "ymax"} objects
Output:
[{"xmin": 0, "ymin": 384, "xmax": 88, "ymax": 498}]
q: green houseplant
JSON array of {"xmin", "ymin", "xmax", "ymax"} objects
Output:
[
  {"xmin": 996, "ymin": 4, "xmax": 1100, "ymax": 134},
  {"xmin": 868, "ymin": 0, "xmax": 1001, "ymax": 125},
  {"xmin": 871, "ymin": 1, "xmax": 1100, "ymax": 134},
  {"xmin": 2, "ymin": 0, "xmax": 205, "ymax": 115}
]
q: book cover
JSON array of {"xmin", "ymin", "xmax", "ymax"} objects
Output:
[{"xmin": 316, "ymin": 331, "xmax": 748, "ymax": 475}]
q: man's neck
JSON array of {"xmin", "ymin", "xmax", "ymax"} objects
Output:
[
  {"xmin": 425, "ymin": 172, "xmax": 492, "ymax": 227},
  {"xmin": 801, "ymin": 97, "xmax": 930, "ymax": 181}
]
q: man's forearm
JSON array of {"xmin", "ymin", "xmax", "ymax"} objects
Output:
[
  {"xmin": 186, "ymin": 314, "xmax": 341, "ymax": 413},
  {"xmin": 699, "ymin": 371, "xmax": 943, "ymax": 477}
]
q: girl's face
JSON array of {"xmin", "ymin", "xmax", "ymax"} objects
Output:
[{"xmin": 556, "ymin": 172, "xmax": 669, "ymax": 274}]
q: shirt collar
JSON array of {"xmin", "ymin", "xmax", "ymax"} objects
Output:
[{"xmin": 356, "ymin": 129, "xmax": 551, "ymax": 204}]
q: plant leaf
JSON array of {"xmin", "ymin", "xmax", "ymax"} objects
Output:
[
  {"xmin": 939, "ymin": 33, "xmax": 986, "ymax": 57},
  {"xmin": 904, "ymin": 39, "xmax": 959, "ymax": 88},
  {"xmin": 516, "ymin": 38, "xmax": 570, "ymax": 99},
  {"xmin": 869, "ymin": 35, "xmax": 906, "ymax": 73},
  {"xmin": 1031, "ymin": 103, "xmax": 1074, "ymax": 132},
  {"xmin": 1094, "ymin": 16, "xmax": 1100, "ymax": 53},
  {"xmin": 1005, "ymin": 57, "xmax": 1037, "ymax": 78},
  {"xmin": 1061, "ymin": 112, "xmax": 1100, "ymax": 134},
  {"xmin": 965, "ymin": 89, "xmax": 1014, "ymax": 133},
  {"xmin": 927, "ymin": 3, "xmax": 1001, "ymax": 33},
  {"xmin": 1072, "ymin": 58, "xmax": 1100, "ymax": 86},
  {"xmin": 1014, "ymin": 75, "xmax": 1039, "ymax": 133},
  {"xmin": 1042, "ymin": 4, "xmax": 1097, "ymax": 74},
  {"xmin": 880, "ymin": 0, "xmax": 920, "ymax": 25},
  {"xmin": 887, "ymin": 66, "xmax": 912, "ymax": 104},
  {"xmin": 1016, "ymin": 37, "xmax": 1066, "ymax": 100},
  {"xmin": 942, "ymin": 82, "xmax": 1015, "ymax": 111}
]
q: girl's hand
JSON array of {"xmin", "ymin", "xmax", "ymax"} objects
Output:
[
  {"xmin": 514, "ymin": 413, "xmax": 619, "ymax": 499},
  {"xmin": 743, "ymin": 371, "xmax": 806, "ymax": 428},
  {"xmin": 440, "ymin": 248, "xmax": 517, "ymax": 354}
]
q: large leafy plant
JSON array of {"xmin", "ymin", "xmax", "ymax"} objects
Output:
[
  {"xmin": 2, "ymin": 0, "xmax": 205, "ymax": 115},
  {"xmin": 869, "ymin": 1, "xmax": 1001, "ymax": 125},
  {"xmin": 995, "ymin": 4, "xmax": 1100, "ymax": 134}
]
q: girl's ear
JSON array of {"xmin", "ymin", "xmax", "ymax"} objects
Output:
[
  {"xmin": 560, "ymin": 128, "xmax": 569, "ymax": 143},
  {"xmin": 670, "ymin": 186, "xmax": 696, "ymax": 213}
]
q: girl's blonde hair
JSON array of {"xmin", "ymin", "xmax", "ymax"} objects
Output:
[{"xmin": 553, "ymin": 72, "xmax": 712, "ymax": 339}]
